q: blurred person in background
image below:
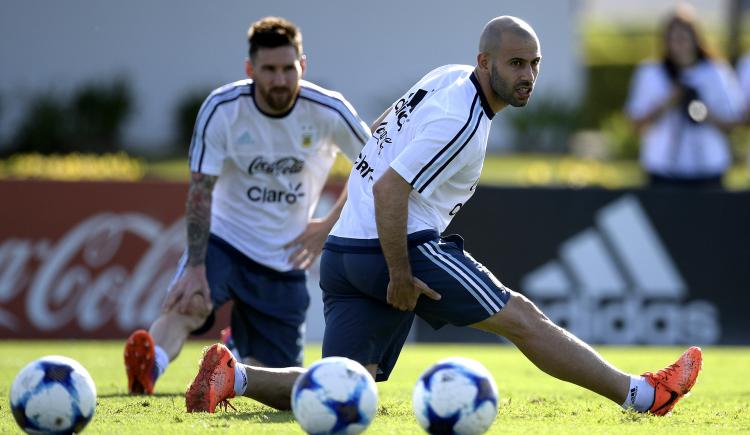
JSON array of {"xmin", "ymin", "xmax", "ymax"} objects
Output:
[
  {"xmin": 122, "ymin": 16, "xmax": 370, "ymax": 396},
  {"xmin": 625, "ymin": 4, "xmax": 745, "ymax": 190}
]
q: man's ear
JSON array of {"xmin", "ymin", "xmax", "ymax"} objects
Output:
[
  {"xmin": 299, "ymin": 54, "xmax": 307, "ymax": 76},
  {"xmin": 245, "ymin": 58, "xmax": 254, "ymax": 78},
  {"xmin": 477, "ymin": 52, "xmax": 490, "ymax": 72}
]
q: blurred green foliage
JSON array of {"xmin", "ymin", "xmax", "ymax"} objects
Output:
[
  {"xmin": 600, "ymin": 112, "xmax": 640, "ymax": 159},
  {"xmin": 71, "ymin": 80, "xmax": 132, "ymax": 153},
  {"xmin": 10, "ymin": 95, "xmax": 71, "ymax": 155},
  {"xmin": 505, "ymin": 99, "xmax": 582, "ymax": 154},
  {"xmin": 9, "ymin": 79, "xmax": 132, "ymax": 156}
]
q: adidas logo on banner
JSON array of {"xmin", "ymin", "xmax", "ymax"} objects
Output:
[{"xmin": 521, "ymin": 195, "xmax": 720, "ymax": 345}]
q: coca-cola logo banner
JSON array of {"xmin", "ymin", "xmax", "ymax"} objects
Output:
[{"xmin": 0, "ymin": 181, "xmax": 188, "ymax": 339}]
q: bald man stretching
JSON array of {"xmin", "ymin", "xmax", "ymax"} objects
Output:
[{"xmin": 185, "ymin": 16, "xmax": 702, "ymax": 417}]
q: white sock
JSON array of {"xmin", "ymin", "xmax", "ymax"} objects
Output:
[
  {"xmin": 153, "ymin": 345, "xmax": 169, "ymax": 380},
  {"xmin": 621, "ymin": 375, "xmax": 655, "ymax": 412},
  {"xmin": 233, "ymin": 362, "xmax": 248, "ymax": 396}
]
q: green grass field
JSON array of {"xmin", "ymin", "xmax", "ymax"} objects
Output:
[{"xmin": 1, "ymin": 342, "xmax": 748, "ymax": 434}]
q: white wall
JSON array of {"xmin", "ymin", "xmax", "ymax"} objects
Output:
[{"xmin": 0, "ymin": 0, "xmax": 583, "ymax": 154}]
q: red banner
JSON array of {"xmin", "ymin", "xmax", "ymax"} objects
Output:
[{"xmin": 0, "ymin": 180, "xmax": 205, "ymax": 339}]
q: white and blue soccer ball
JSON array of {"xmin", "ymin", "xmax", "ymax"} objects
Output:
[
  {"xmin": 291, "ymin": 356, "xmax": 378, "ymax": 435},
  {"xmin": 413, "ymin": 357, "xmax": 498, "ymax": 435},
  {"xmin": 10, "ymin": 355, "xmax": 97, "ymax": 434}
]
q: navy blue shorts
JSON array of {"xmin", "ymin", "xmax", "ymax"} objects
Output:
[
  {"xmin": 173, "ymin": 234, "xmax": 309, "ymax": 367},
  {"xmin": 319, "ymin": 230, "xmax": 510, "ymax": 381}
]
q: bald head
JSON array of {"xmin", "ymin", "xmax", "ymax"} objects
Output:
[
  {"xmin": 474, "ymin": 15, "xmax": 541, "ymax": 111},
  {"xmin": 479, "ymin": 16, "xmax": 538, "ymax": 55}
]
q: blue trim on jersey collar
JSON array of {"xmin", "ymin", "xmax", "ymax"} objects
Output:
[
  {"xmin": 250, "ymin": 82, "xmax": 300, "ymax": 119},
  {"xmin": 470, "ymin": 73, "xmax": 495, "ymax": 119}
]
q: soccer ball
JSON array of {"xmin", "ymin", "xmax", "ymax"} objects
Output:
[
  {"xmin": 10, "ymin": 355, "xmax": 97, "ymax": 434},
  {"xmin": 291, "ymin": 356, "xmax": 378, "ymax": 434},
  {"xmin": 413, "ymin": 357, "xmax": 498, "ymax": 435}
]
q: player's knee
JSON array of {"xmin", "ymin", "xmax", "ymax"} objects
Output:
[
  {"xmin": 481, "ymin": 293, "xmax": 549, "ymax": 341},
  {"xmin": 507, "ymin": 293, "xmax": 552, "ymax": 339},
  {"xmin": 163, "ymin": 294, "xmax": 211, "ymax": 329},
  {"xmin": 178, "ymin": 292, "xmax": 209, "ymax": 316}
]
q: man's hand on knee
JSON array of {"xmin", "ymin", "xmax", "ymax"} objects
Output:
[{"xmin": 162, "ymin": 264, "xmax": 213, "ymax": 316}]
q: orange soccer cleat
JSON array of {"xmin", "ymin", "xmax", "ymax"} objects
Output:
[
  {"xmin": 124, "ymin": 329, "xmax": 156, "ymax": 395},
  {"xmin": 185, "ymin": 343, "xmax": 237, "ymax": 413},
  {"xmin": 643, "ymin": 346, "xmax": 703, "ymax": 416}
]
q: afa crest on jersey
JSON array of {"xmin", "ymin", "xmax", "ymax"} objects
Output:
[{"xmin": 301, "ymin": 125, "xmax": 315, "ymax": 148}]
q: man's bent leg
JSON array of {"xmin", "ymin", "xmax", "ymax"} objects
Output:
[
  {"xmin": 151, "ymin": 292, "xmax": 211, "ymax": 360},
  {"xmin": 471, "ymin": 292, "xmax": 630, "ymax": 404},
  {"xmin": 125, "ymin": 293, "xmax": 209, "ymax": 395},
  {"xmin": 186, "ymin": 342, "xmax": 304, "ymax": 412}
]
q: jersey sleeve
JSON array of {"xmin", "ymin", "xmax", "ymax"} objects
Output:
[
  {"xmin": 625, "ymin": 63, "xmax": 669, "ymax": 120},
  {"xmin": 391, "ymin": 112, "xmax": 476, "ymax": 198},
  {"xmin": 331, "ymin": 97, "xmax": 370, "ymax": 161},
  {"xmin": 188, "ymin": 94, "xmax": 228, "ymax": 175}
]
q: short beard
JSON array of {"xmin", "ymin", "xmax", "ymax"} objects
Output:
[
  {"xmin": 259, "ymin": 86, "xmax": 295, "ymax": 112},
  {"xmin": 490, "ymin": 63, "xmax": 528, "ymax": 108}
]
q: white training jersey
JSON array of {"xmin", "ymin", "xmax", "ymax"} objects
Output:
[
  {"xmin": 331, "ymin": 64, "xmax": 495, "ymax": 239},
  {"xmin": 189, "ymin": 79, "xmax": 370, "ymax": 271}
]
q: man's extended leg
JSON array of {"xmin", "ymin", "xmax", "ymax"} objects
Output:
[
  {"xmin": 472, "ymin": 292, "xmax": 630, "ymax": 403},
  {"xmin": 472, "ymin": 291, "xmax": 701, "ymax": 413},
  {"xmin": 185, "ymin": 343, "xmax": 304, "ymax": 412}
]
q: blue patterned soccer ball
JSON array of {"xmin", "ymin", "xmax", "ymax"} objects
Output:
[
  {"xmin": 413, "ymin": 357, "xmax": 498, "ymax": 435},
  {"xmin": 10, "ymin": 356, "xmax": 97, "ymax": 434},
  {"xmin": 291, "ymin": 357, "xmax": 378, "ymax": 435}
]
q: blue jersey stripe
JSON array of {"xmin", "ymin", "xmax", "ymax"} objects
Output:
[
  {"xmin": 410, "ymin": 94, "xmax": 480, "ymax": 189},
  {"xmin": 189, "ymin": 84, "xmax": 252, "ymax": 172},
  {"xmin": 417, "ymin": 244, "xmax": 495, "ymax": 315},
  {"xmin": 300, "ymin": 86, "xmax": 369, "ymax": 144},
  {"xmin": 415, "ymin": 105, "xmax": 482, "ymax": 194},
  {"xmin": 422, "ymin": 242, "xmax": 501, "ymax": 314},
  {"xmin": 427, "ymin": 241, "xmax": 505, "ymax": 308},
  {"xmin": 421, "ymin": 242, "xmax": 501, "ymax": 312}
]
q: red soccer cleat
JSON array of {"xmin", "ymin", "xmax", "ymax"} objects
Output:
[
  {"xmin": 185, "ymin": 343, "xmax": 237, "ymax": 413},
  {"xmin": 124, "ymin": 329, "xmax": 156, "ymax": 395},
  {"xmin": 642, "ymin": 346, "xmax": 703, "ymax": 416}
]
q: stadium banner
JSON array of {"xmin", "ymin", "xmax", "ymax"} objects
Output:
[
  {"xmin": 416, "ymin": 188, "xmax": 750, "ymax": 345},
  {"xmin": 0, "ymin": 179, "xmax": 345, "ymax": 341},
  {"xmin": 0, "ymin": 180, "xmax": 195, "ymax": 339},
  {"xmin": 2, "ymin": 181, "xmax": 749, "ymax": 345}
]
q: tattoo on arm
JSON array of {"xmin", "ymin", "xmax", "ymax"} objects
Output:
[{"xmin": 185, "ymin": 172, "xmax": 217, "ymax": 266}]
